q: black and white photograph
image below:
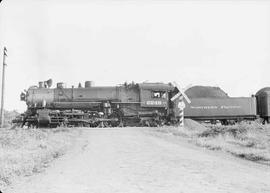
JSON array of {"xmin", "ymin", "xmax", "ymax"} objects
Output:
[{"xmin": 0, "ymin": 0, "xmax": 270, "ymax": 192}]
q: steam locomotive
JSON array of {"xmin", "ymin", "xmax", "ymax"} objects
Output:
[
  {"xmin": 17, "ymin": 80, "xmax": 181, "ymax": 127},
  {"xmin": 15, "ymin": 79, "xmax": 270, "ymax": 128}
]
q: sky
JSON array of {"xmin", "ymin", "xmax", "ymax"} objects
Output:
[{"xmin": 0, "ymin": 0, "xmax": 270, "ymax": 112}]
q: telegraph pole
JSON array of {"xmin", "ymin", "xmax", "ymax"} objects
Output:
[{"xmin": 0, "ymin": 47, "xmax": 7, "ymax": 128}]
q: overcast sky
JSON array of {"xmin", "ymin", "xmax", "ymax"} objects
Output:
[{"xmin": 0, "ymin": 0, "xmax": 270, "ymax": 112}]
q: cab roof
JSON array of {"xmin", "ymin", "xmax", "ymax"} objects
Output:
[{"xmin": 138, "ymin": 83, "xmax": 174, "ymax": 91}]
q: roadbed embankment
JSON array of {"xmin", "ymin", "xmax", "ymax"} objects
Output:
[{"xmin": 0, "ymin": 127, "xmax": 81, "ymax": 189}]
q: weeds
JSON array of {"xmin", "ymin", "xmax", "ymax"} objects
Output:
[
  {"xmin": 0, "ymin": 127, "xmax": 80, "ymax": 188},
  {"xmin": 155, "ymin": 120, "xmax": 270, "ymax": 165}
]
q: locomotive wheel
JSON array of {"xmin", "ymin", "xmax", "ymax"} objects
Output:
[
  {"xmin": 140, "ymin": 120, "xmax": 150, "ymax": 127},
  {"xmin": 90, "ymin": 121, "xmax": 99, "ymax": 128},
  {"xmin": 49, "ymin": 123, "xmax": 58, "ymax": 128},
  {"xmin": 159, "ymin": 118, "xmax": 166, "ymax": 126},
  {"xmin": 97, "ymin": 121, "xmax": 110, "ymax": 128},
  {"xmin": 109, "ymin": 111, "xmax": 123, "ymax": 127}
]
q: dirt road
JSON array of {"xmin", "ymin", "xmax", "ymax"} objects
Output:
[{"xmin": 6, "ymin": 128, "xmax": 270, "ymax": 193}]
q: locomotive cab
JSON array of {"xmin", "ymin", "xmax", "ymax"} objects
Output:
[{"xmin": 138, "ymin": 83, "xmax": 174, "ymax": 108}]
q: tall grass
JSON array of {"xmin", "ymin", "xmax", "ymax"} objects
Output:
[
  {"xmin": 0, "ymin": 127, "xmax": 80, "ymax": 188},
  {"xmin": 154, "ymin": 120, "xmax": 270, "ymax": 165},
  {"xmin": 195, "ymin": 122, "xmax": 270, "ymax": 164}
]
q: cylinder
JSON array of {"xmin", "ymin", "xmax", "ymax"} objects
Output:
[
  {"xmin": 85, "ymin": 81, "xmax": 93, "ymax": 88},
  {"xmin": 38, "ymin": 81, "xmax": 44, "ymax": 88},
  {"xmin": 37, "ymin": 109, "xmax": 51, "ymax": 127}
]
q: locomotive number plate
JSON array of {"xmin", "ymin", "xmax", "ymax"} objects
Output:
[{"xmin": 146, "ymin": 101, "xmax": 163, "ymax": 105}]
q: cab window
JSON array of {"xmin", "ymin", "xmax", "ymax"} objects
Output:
[{"xmin": 152, "ymin": 91, "xmax": 166, "ymax": 99}]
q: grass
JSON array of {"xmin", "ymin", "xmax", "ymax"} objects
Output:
[
  {"xmin": 154, "ymin": 120, "xmax": 270, "ymax": 165},
  {"xmin": 0, "ymin": 127, "xmax": 81, "ymax": 188}
]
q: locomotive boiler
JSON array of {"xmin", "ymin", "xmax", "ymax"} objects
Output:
[{"xmin": 18, "ymin": 80, "xmax": 179, "ymax": 127}]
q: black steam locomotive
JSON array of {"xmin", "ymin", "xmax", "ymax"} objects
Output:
[
  {"xmin": 17, "ymin": 80, "xmax": 181, "ymax": 127},
  {"xmin": 15, "ymin": 79, "xmax": 270, "ymax": 128}
]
